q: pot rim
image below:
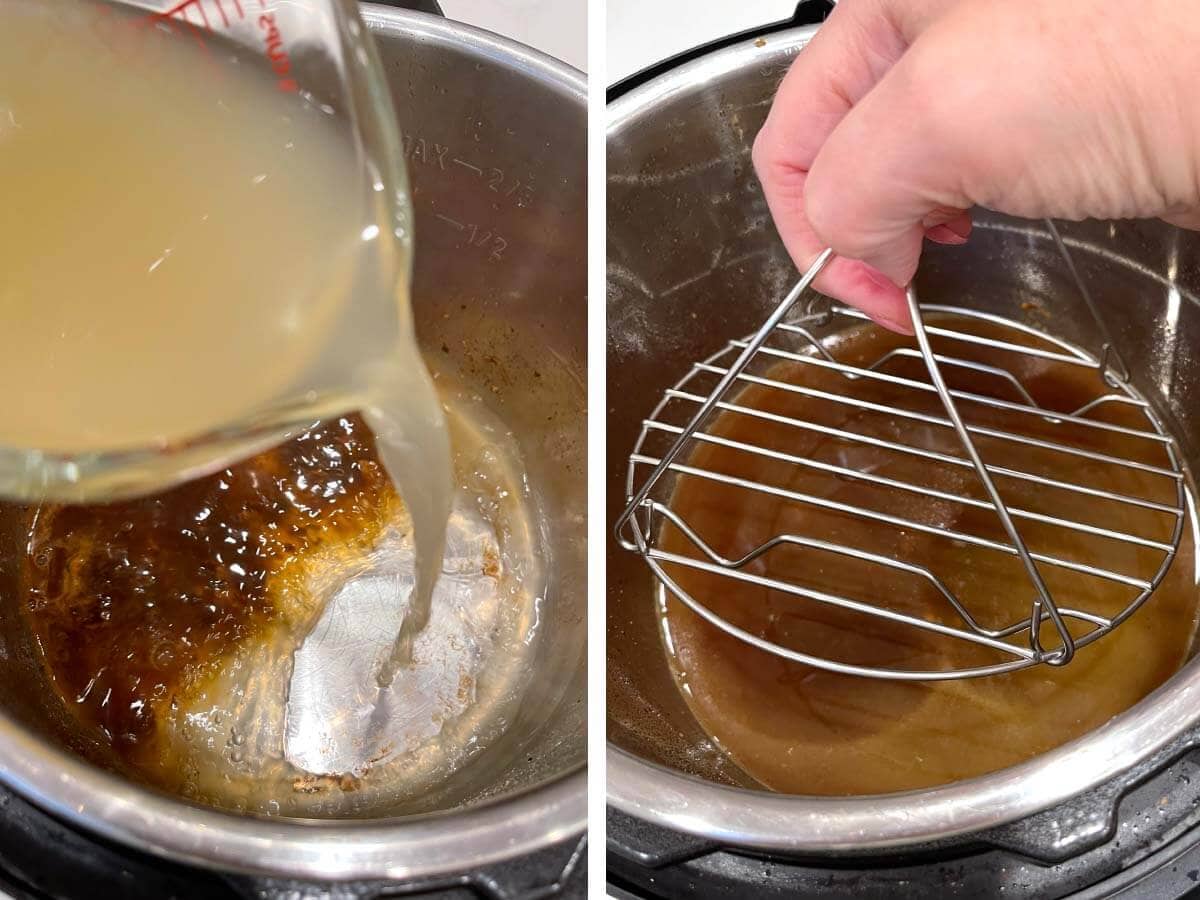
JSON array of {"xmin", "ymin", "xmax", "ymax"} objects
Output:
[
  {"xmin": 364, "ymin": 5, "xmax": 586, "ymax": 99},
  {"xmin": 605, "ymin": 22, "xmax": 1200, "ymax": 852},
  {"xmin": 0, "ymin": 5, "xmax": 585, "ymax": 880}
]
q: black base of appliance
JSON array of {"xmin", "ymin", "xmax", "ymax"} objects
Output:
[
  {"xmin": 0, "ymin": 780, "xmax": 584, "ymax": 900},
  {"xmin": 608, "ymin": 727, "xmax": 1200, "ymax": 899}
]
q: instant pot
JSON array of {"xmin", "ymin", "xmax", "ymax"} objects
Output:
[
  {"xmin": 607, "ymin": 7, "xmax": 1200, "ymax": 898},
  {"xmin": 0, "ymin": 4, "xmax": 586, "ymax": 896}
]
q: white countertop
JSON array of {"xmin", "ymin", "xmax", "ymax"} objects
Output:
[
  {"xmin": 607, "ymin": 0, "xmax": 797, "ymax": 84},
  {"xmin": 441, "ymin": 0, "xmax": 587, "ymax": 72}
]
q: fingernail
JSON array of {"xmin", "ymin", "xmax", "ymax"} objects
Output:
[
  {"xmin": 870, "ymin": 312, "xmax": 915, "ymax": 335},
  {"xmin": 926, "ymin": 224, "xmax": 969, "ymax": 245}
]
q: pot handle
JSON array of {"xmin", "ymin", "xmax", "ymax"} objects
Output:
[
  {"xmin": 608, "ymin": 0, "xmax": 836, "ymax": 101},
  {"xmin": 372, "ymin": 0, "xmax": 444, "ymax": 15}
]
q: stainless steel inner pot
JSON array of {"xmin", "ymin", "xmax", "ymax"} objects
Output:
[
  {"xmin": 607, "ymin": 25, "xmax": 1200, "ymax": 851},
  {"xmin": 0, "ymin": 8, "xmax": 585, "ymax": 879}
]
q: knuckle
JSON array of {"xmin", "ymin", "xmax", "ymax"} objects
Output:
[{"xmin": 804, "ymin": 166, "xmax": 857, "ymax": 252}]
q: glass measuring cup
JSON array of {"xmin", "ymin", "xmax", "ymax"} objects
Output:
[
  {"xmin": 0, "ymin": 0, "xmax": 447, "ymax": 505},
  {"xmin": 0, "ymin": 0, "xmax": 451, "ymax": 678}
]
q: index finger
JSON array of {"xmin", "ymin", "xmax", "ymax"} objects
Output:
[{"xmin": 752, "ymin": 0, "xmax": 954, "ymax": 328}]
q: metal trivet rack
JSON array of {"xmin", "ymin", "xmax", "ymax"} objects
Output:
[{"xmin": 615, "ymin": 238, "xmax": 1188, "ymax": 680}]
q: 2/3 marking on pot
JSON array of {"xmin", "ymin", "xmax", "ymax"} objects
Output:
[{"xmin": 401, "ymin": 130, "xmax": 537, "ymax": 209}]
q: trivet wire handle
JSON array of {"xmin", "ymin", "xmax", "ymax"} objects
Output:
[
  {"xmin": 614, "ymin": 248, "xmax": 836, "ymax": 546},
  {"xmin": 907, "ymin": 285, "xmax": 1076, "ymax": 664}
]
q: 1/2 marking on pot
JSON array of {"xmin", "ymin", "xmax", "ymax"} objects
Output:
[{"xmin": 433, "ymin": 214, "xmax": 508, "ymax": 262}]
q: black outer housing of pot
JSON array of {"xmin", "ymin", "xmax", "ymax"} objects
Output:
[
  {"xmin": 378, "ymin": 0, "xmax": 442, "ymax": 15},
  {"xmin": 606, "ymin": 0, "xmax": 834, "ymax": 97},
  {"xmin": 608, "ymin": 726, "xmax": 1200, "ymax": 899},
  {"xmin": 0, "ymin": 779, "xmax": 586, "ymax": 899}
]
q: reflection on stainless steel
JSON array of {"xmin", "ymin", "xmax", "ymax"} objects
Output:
[
  {"xmin": 272, "ymin": 407, "xmax": 545, "ymax": 816},
  {"xmin": 0, "ymin": 6, "xmax": 585, "ymax": 879},
  {"xmin": 286, "ymin": 504, "xmax": 503, "ymax": 778},
  {"xmin": 608, "ymin": 24, "xmax": 1200, "ymax": 850}
]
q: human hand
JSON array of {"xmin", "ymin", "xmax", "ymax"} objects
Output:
[{"xmin": 753, "ymin": 0, "xmax": 1200, "ymax": 332}]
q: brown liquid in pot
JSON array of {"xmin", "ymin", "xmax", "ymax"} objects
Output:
[
  {"xmin": 19, "ymin": 414, "xmax": 395, "ymax": 785},
  {"xmin": 660, "ymin": 319, "xmax": 1200, "ymax": 795}
]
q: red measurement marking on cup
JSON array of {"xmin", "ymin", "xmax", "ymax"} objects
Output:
[
  {"xmin": 155, "ymin": 0, "xmax": 298, "ymax": 92},
  {"xmin": 257, "ymin": 10, "xmax": 298, "ymax": 92}
]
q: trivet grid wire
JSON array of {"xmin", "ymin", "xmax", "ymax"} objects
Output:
[{"xmin": 615, "ymin": 239, "xmax": 1187, "ymax": 680}]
